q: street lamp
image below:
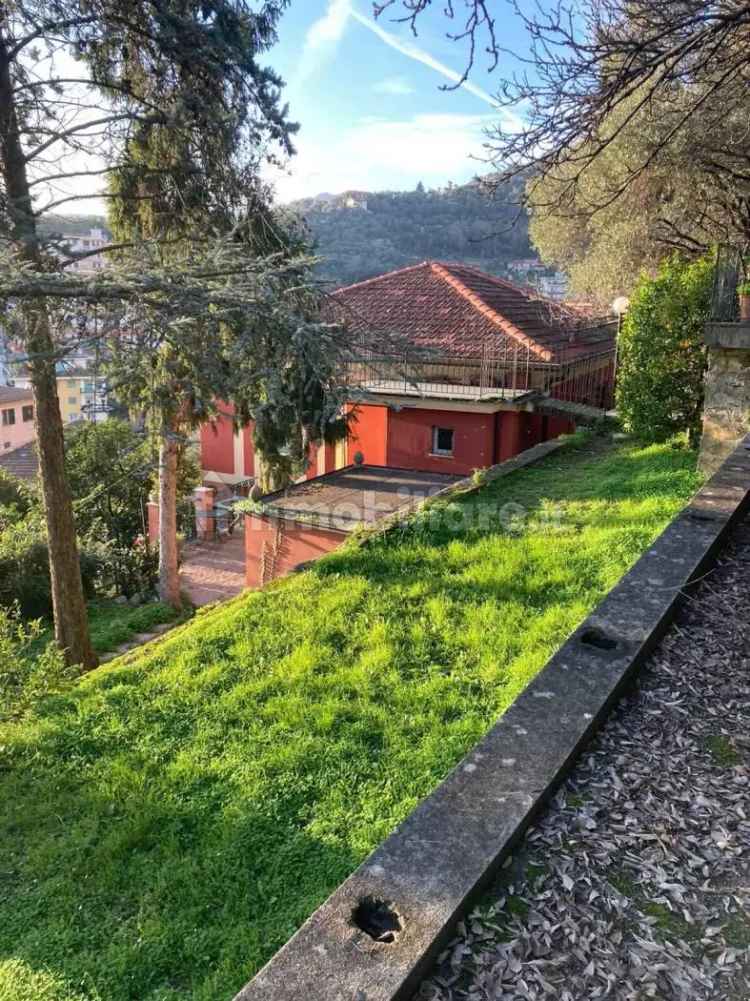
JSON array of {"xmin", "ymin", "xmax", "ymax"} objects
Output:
[{"xmin": 610, "ymin": 296, "xmax": 630, "ymax": 408}]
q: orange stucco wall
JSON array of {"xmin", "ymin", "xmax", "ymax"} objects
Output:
[
  {"xmin": 200, "ymin": 406, "xmax": 236, "ymax": 476},
  {"xmin": 386, "ymin": 406, "xmax": 495, "ymax": 476},
  {"xmin": 202, "ymin": 401, "xmax": 576, "ymax": 484},
  {"xmin": 347, "ymin": 404, "xmax": 389, "ymax": 466},
  {"xmin": 245, "ymin": 513, "xmax": 347, "ymax": 588}
]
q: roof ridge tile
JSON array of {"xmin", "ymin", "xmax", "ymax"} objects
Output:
[{"xmin": 429, "ymin": 262, "xmax": 550, "ymax": 359}]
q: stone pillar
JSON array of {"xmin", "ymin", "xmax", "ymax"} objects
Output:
[
  {"xmin": 146, "ymin": 493, "xmax": 159, "ymax": 545},
  {"xmin": 193, "ymin": 485, "xmax": 216, "ymax": 541},
  {"xmin": 699, "ymin": 323, "xmax": 750, "ymax": 476}
]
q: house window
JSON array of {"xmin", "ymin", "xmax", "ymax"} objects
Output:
[
  {"xmin": 432, "ymin": 426, "xmax": 454, "ymax": 456},
  {"xmin": 22, "ymin": 405, "xmax": 33, "ymax": 422},
  {"xmin": 68, "ymin": 396, "xmax": 78, "ymax": 405},
  {"xmin": 1, "ymin": 408, "xmax": 15, "ymax": 426}
]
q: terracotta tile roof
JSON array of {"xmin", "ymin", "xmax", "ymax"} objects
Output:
[
  {"xmin": 0, "ymin": 440, "xmax": 38, "ymax": 481},
  {"xmin": 0, "ymin": 384, "xmax": 33, "ymax": 405},
  {"xmin": 329, "ymin": 261, "xmax": 614, "ymax": 361}
]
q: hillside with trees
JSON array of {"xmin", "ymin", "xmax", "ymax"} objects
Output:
[
  {"xmin": 289, "ymin": 180, "xmax": 533, "ymax": 288},
  {"xmin": 38, "ymin": 215, "xmax": 109, "ymax": 238},
  {"xmin": 38, "ymin": 184, "xmax": 534, "ymax": 292}
]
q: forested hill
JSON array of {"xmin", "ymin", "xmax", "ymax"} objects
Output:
[
  {"xmin": 39, "ymin": 214, "xmax": 108, "ymax": 237},
  {"xmin": 37, "ymin": 183, "xmax": 534, "ymax": 291},
  {"xmin": 289, "ymin": 180, "xmax": 533, "ymax": 289}
]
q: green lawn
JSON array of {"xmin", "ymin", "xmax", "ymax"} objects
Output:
[
  {"xmin": 30, "ymin": 600, "xmax": 183, "ymax": 661},
  {"xmin": 0, "ymin": 437, "xmax": 702, "ymax": 1001},
  {"xmin": 87, "ymin": 601, "xmax": 183, "ymax": 655}
]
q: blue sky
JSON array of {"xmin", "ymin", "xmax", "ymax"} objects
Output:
[
  {"xmin": 266, "ymin": 1, "xmax": 526, "ymax": 202},
  {"xmin": 41, "ymin": 1, "xmax": 529, "ymax": 215}
]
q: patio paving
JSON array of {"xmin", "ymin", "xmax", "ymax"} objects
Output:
[{"xmin": 180, "ymin": 531, "xmax": 246, "ymax": 606}]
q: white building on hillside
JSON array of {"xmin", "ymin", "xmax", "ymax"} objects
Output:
[
  {"xmin": 537, "ymin": 272, "xmax": 569, "ymax": 301},
  {"xmin": 62, "ymin": 227, "xmax": 110, "ymax": 273}
]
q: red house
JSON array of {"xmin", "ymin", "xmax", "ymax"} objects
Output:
[
  {"xmin": 200, "ymin": 260, "xmax": 616, "ymax": 486},
  {"xmin": 198, "ymin": 261, "xmax": 616, "ymax": 587}
]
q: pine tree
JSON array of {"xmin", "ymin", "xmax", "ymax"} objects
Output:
[{"xmin": 0, "ymin": 0, "xmax": 296, "ymax": 650}]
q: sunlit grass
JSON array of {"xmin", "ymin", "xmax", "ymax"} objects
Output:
[
  {"xmin": 32, "ymin": 599, "xmax": 183, "ymax": 658},
  {"xmin": 0, "ymin": 436, "xmax": 702, "ymax": 1001}
]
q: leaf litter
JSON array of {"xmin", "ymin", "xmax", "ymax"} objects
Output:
[{"xmin": 417, "ymin": 516, "xmax": 750, "ymax": 1001}]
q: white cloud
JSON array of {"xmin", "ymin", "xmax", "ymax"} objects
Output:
[
  {"xmin": 373, "ymin": 75, "xmax": 415, "ymax": 96},
  {"xmin": 306, "ymin": 0, "xmax": 350, "ymax": 49},
  {"xmin": 296, "ymin": 0, "xmax": 351, "ymax": 83},
  {"xmin": 268, "ymin": 112, "xmax": 493, "ymax": 202}
]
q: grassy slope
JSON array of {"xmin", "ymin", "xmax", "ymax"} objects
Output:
[
  {"xmin": 86, "ymin": 602, "xmax": 182, "ymax": 656},
  {"xmin": 0, "ymin": 438, "xmax": 702, "ymax": 1001},
  {"xmin": 29, "ymin": 602, "xmax": 182, "ymax": 663}
]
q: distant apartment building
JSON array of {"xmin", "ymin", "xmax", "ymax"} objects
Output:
[
  {"xmin": 507, "ymin": 258, "xmax": 546, "ymax": 274},
  {"xmin": 343, "ymin": 191, "xmax": 368, "ymax": 210},
  {"xmin": 12, "ymin": 366, "xmax": 110, "ymax": 425},
  {"xmin": 58, "ymin": 369, "xmax": 109, "ymax": 422},
  {"xmin": 0, "ymin": 385, "xmax": 35, "ymax": 452},
  {"xmin": 62, "ymin": 227, "xmax": 110, "ymax": 273},
  {"xmin": 537, "ymin": 272, "xmax": 569, "ymax": 301},
  {"xmin": 0, "ymin": 331, "xmax": 14, "ymax": 385}
]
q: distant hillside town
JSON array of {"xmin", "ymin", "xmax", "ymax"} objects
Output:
[
  {"xmin": 288, "ymin": 180, "xmax": 569, "ymax": 298},
  {"xmin": 0, "ymin": 224, "xmax": 113, "ymax": 452}
]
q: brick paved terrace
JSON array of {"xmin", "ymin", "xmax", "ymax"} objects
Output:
[{"xmin": 180, "ymin": 531, "xmax": 246, "ymax": 606}]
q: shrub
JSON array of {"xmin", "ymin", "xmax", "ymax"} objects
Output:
[
  {"xmin": 87, "ymin": 534, "xmax": 159, "ymax": 598},
  {"xmin": 0, "ymin": 605, "xmax": 76, "ymax": 721},
  {"xmin": 0, "ymin": 468, "xmax": 31, "ymax": 513},
  {"xmin": 64, "ymin": 420, "xmax": 201, "ymax": 547},
  {"xmin": 65, "ymin": 419, "xmax": 153, "ymax": 545},
  {"xmin": 0, "ymin": 517, "xmax": 98, "ymax": 619},
  {"xmin": 616, "ymin": 254, "xmax": 712, "ymax": 446}
]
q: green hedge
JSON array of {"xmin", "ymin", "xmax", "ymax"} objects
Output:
[
  {"xmin": 0, "ymin": 517, "xmax": 99, "ymax": 619},
  {"xmin": 616, "ymin": 254, "xmax": 712, "ymax": 446}
]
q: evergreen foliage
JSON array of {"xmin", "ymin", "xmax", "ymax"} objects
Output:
[{"xmin": 616, "ymin": 256, "xmax": 713, "ymax": 446}]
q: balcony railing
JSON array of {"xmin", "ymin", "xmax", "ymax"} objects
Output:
[{"xmin": 342, "ymin": 322, "xmax": 618, "ymax": 412}]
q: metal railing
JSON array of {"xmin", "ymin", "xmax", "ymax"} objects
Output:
[{"xmin": 342, "ymin": 322, "xmax": 617, "ymax": 411}]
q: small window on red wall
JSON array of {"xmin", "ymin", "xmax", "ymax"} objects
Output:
[{"xmin": 432, "ymin": 426, "xmax": 454, "ymax": 456}]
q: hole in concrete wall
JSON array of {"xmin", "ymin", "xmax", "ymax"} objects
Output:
[
  {"xmin": 687, "ymin": 509, "xmax": 720, "ymax": 522},
  {"xmin": 352, "ymin": 897, "xmax": 402, "ymax": 943},
  {"xmin": 579, "ymin": 627, "xmax": 618, "ymax": 652}
]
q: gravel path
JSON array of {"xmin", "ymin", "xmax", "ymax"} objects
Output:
[{"xmin": 417, "ymin": 514, "xmax": 750, "ymax": 1001}]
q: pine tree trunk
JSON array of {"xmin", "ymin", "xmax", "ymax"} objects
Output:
[
  {"xmin": 158, "ymin": 428, "xmax": 182, "ymax": 609},
  {"xmin": 30, "ymin": 316, "xmax": 98, "ymax": 669},
  {"xmin": 0, "ymin": 28, "xmax": 96, "ymax": 670}
]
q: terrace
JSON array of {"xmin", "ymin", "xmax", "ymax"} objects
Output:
[
  {"xmin": 257, "ymin": 465, "xmax": 462, "ymax": 531},
  {"xmin": 333, "ymin": 261, "xmax": 618, "ymax": 411}
]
